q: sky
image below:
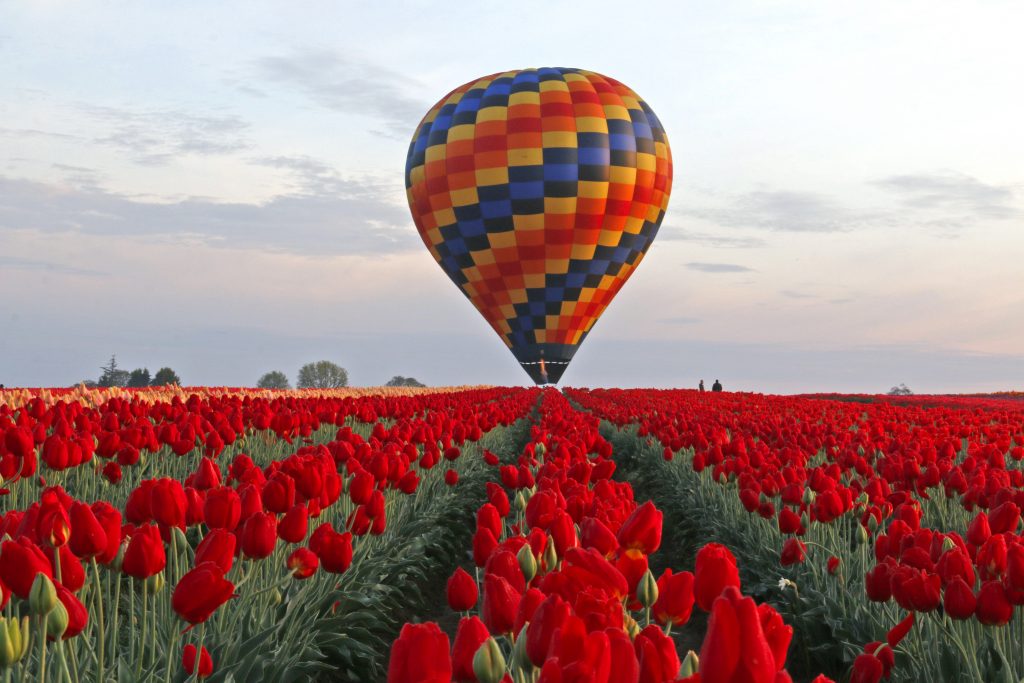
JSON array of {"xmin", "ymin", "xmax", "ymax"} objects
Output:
[{"xmin": 1, "ymin": 0, "xmax": 1022, "ymax": 393}]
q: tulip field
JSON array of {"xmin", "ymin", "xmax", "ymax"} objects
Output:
[{"xmin": 1, "ymin": 386, "xmax": 1023, "ymax": 682}]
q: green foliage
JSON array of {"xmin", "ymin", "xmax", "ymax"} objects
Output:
[
  {"xmin": 297, "ymin": 361, "xmax": 348, "ymax": 389},
  {"xmin": 126, "ymin": 368, "xmax": 151, "ymax": 387},
  {"xmin": 257, "ymin": 370, "xmax": 291, "ymax": 389},
  {"xmin": 888, "ymin": 383, "xmax": 913, "ymax": 396},
  {"xmin": 385, "ymin": 376, "xmax": 426, "ymax": 388},
  {"xmin": 150, "ymin": 367, "xmax": 180, "ymax": 386},
  {"xmin": 98, "ymin": 355, "xmax": 130, "ymax": 387}
]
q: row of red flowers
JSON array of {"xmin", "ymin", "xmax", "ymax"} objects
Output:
[{"xmin": 388, "ymin": 389, "xmax": 838, "ymax": 683}]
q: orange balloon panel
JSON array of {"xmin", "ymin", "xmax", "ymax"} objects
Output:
[{"xmin": 405, "ymin": 68, "xmax": 672, "ymax": 384}]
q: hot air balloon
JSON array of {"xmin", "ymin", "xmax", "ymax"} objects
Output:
[{"xmin": 405, "ymin": 67, "xmax": 672, "ymax": 384}]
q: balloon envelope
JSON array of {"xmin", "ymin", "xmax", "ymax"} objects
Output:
[{"xmin": 405, "ymin": 67, "xmax": 672, "ymax": 384}]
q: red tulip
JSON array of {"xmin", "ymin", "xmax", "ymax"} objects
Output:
[
  {"xmin": 446, "ymin": 566, "xmax": 478, "ymax": 612},
  {"xmin": 54, "ymin": 583, "xmax": 88, "ymax": 639},
  {"xmin": 51, "ymin": 545, "xmax": 85, "ymax": 592},
  {"xmin": 850, "ymin": 653, "xmax": 884, "ymax": 683},
  {"xmin": 172, "ymin": 561, "xmax": 234, "ymax": 624},
  {"xmin": 976, "ymin": 580, "xmax": 1013, "ymax": 625},
  {"xmin": 514, "ymin": 587, "xmax": 545, "ymax": 635},
  {"xmin": 477, "ymin": 503, "xmax": 502, "ymax": 539},
  {"xmin": 699, "ymin": 586, "xmax": 777, "ymax": 683},
  {"xmin": 194, "ymin": 529, "xmax": 236, "ymax": 574},
  {"xmin": 486, "ymin": 483, "xmax": 510, "ymax": 517},
  {"xmin": 122, "ymin": 524, "xmax": 166, "ymax": 580},
  {"xmin": 182, "ymin": 644, "xmax": 214, "ymax": 679},
  {"xmin": 653, "ymin": 568, "xmax": 695, "ymax": 627},
  {"xmin": 192, "ymin": 457, "xmax": 222, "ymax": 490},
  {"xmin": 758, "ymin": 602, "xmax": 793, "ymax": 670},
  {"xmin": 990, "ymin": 502, "xmax": 1021, "ymax": 535},
  {"xmin": 36, "ymin": 491, "xmax": 70, "ymax": 548},
  {"xmin": 580, "ymin": 516, "xmax": 619, "ymax": 557},
  {"xmin": 151, "ymin": 478, "xmax": 187, "ymax": 529},
  {"xmin": 695, "ymin": 543, "xmax": 741, "ymax": 611},
  {"xmin": 780, "ymin": 538, "xmax": 806, "ymax": 566},
  {"xmin": 387, "ymin": 622, "xmax": 451, "ymax": 683},
  {"xmin": 90, "ymin": 501, "xmax": 122, "ymax": 564},
  {"xmin": 240, "ymin": 511, "xmax": 277, "ymax": 559},
  {"xmin": 451, "ymin": 616, "xmax": 489, "ymax": 682},
  {"xmin": 937, "ymin": 547, "xmax": 976, "ymax": 587},
  {"xmin": 527, "ymin": 594, "xmax": 571, "ymax": 667},
  {"xmin": 278, "ymin": 504, "xmax": 309, "ymax": 544},
  {"xmin": 0, "ymin": 537, "xmax": 52, "ymax": 598},
  {"xmin": 287, "ymin": 547, "xmax": 318, "ymax": 579},
  {"xmin": 865, "ymin": 561, "xmax": 894, "ymax": 602},
  {"xmin": 312, "ymin": 526, "xmax": 352, "ymax": 574},
  {"xmin": 943, "ymin": 576, "xmax": 977, "ymax": 619},
  {"xmin": 348, "ymin": 470, "xmax": 375, "ymax": 506},
  {"xmin": 473, "ymin": 527, "xmax": 499, "ymax": 568},
  {"xmin": 68, "ymin": 500, "xmax": 107, "ymax": 559},
  {"xmin": 607, "ymin": 627, "xmax": 641, "ymax": 683},
  {"xmin": 444, "ymin": 469, "xmax": 458, "ymax": 486},
  {"xmin": 635, "ymin": 624, "xmax": 680, "ymax": 683},
  {"xmin": 617, "ymin": 501, "xmax": 663, "ymax": 554},
  {"xmin": 482, "ymin": 573, "xmax": 520, "ymax": 636},
  {"xmin": 574, "ymin": 586, "xmax": 625, "ymax": 633},
  {"xmin": 204, "ymin": 486, "xmax": 242, "ymax": 530},
  {"xmin": 886, "ymin": 613, "xmax": 914, "ymax": 648},
  {"xmin": 967, "ymin": 512, "xmax": 991, "ymax": 547}
]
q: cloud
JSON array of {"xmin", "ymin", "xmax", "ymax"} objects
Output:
[
  {"xmin": 659, "ymin": 316, "xmax": 700, "ymax": 325},
  {"xmin": 657, "ymin": 226, "xmax": 768, "ymax": 248},
  {"xmin": 251, "ymin": 155, "xmax": 363, "ymax": 196},
  {"xmin": 683, "ymin": 190, "xmax": 864, "ymax": 233},
  {"xmin": 0, "ymin": 127, "xmax": 82, "ymax": 142},
  {"xmin": 780, "ymin": 289, "xmax": 815, "ymax": 299},
  {"xmin": 0, "ymin": 174, "xmax": 418, "ymax": 256},
  {"xmin": 82, "ymin": 104, "xmax": 251, "ymax": 165},
  {"xmin": 255, "ymin": 50, "xmax": 427, "ymax": 138},
  {"xmin": 871, "ymin": 171, "xmax": 1020, "ymax": 219},
  {"xmin": 685, "ymin": 262, "xmax": 756, "ymax": 273},
  {"xmin": 0, "ymin": 255, "xmax": 107, "ymax": 277}
]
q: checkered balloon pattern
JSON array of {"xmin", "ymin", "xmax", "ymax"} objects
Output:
[{"xmin": 406, "ymin": 67, "xmax": 672, "ymax": 384}]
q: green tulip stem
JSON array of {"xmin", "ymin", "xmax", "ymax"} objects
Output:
[
  {"xmin": 136, "ymin": 580, "xmax": 148, "ymax": 678},
  {"xmin": 163, "ymin": 622, "xmax": 179, "ymax": 683},
  {"xmin": 191, "ymin": 623, "xmax": 207, "ymax": 683},
  {"xmin": 66, "ymin": 641, "xmax": 79, "ymax": 683},
  {"xmin": 54, "ymin": 639, "xmax": 71, "ymax": 683},
  {"xmin": 109, "ymin": 570, "xmax": 120, "ymax": 674},
  {"xmin": 36, "ymin": 616, "xmax": 46, "ymax": 683},
  {"xmin": 90, "ymin": 559, "xmax": 105, "ymax": 680}
]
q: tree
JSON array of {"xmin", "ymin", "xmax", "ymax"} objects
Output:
[
  {"xmin": 151, "ymin": 367, "xmax": 181, "ymax": 386},
  {"xmin": 888, "ymin": 383, "xmax": 913, "ymax": 396},
  {"xmin": 297, "ymin": 361, "xmax": 348, "ymax": 389},
  {"xmin": 257, "ymin": 371, "xmax": 291, "ymax": 389},
  {"xmin": 386, "ymin": 376, "xmax": 426, "ymax": 387},
  {"xmin": 127, "ymin": 368, "xmax": 151, "ymax": 387},
  {"xmin": 98, "ymin": 355, "xmax": 130, "ymax": 388}
]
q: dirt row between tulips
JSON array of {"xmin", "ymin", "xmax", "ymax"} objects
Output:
[
  {"xmin": 320, "ymin": 414, "xmax": 535, "ymax": 681},
  {"xmin": 597, "ymin": 420, "xmax": 851, "ymax": 683}
]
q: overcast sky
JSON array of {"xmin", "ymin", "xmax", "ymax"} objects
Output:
[{"xmin": 1, "ymin": 1, "xmax": 1022, "ymax": 393}]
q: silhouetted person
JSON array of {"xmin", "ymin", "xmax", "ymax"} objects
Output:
[
  {"xmin": 711, "ymin": 379, "xmax": 723, "ymax": 392},
  {"xmin": 698, "ymin": 380, "xmax": 705, "ymax": 392},
  {"xmin": 538, "ymin": 351, "xmax": 548, "ymax": 385}
]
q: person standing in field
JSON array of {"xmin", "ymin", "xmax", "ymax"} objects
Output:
[
  {"xmin": 699, "ymin": 380, "xmax": 705, "ymax": 392},
  {"xmin": 712, "ymin": 379, "xmax": 723, "ymax": 392}
]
